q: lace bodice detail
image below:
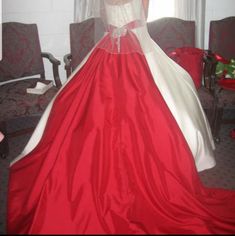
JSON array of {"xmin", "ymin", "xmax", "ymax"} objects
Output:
[
  {"xmin": 104, "ymin": 0, "xmax": 144, "ymax": 27},
  {"xmin": 97, "ymin": 0, "xmax": 151, "ymax": 54}
]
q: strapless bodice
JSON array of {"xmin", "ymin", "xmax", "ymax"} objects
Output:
[{"xmin": 104, "ymin": 0, "xmax": 144, "ymax": 28}]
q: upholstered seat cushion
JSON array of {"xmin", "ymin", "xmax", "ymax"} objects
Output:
[{"xmin": 0, "ymin": 78, "xmax": 59, "ymax": 121}]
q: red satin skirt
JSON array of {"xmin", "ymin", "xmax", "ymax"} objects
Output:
[{"xmin": 7, "ymin": 35, "xmax": 235, "ymax": 234}]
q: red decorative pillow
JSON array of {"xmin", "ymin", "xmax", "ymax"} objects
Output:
[{"xmin": 168, "ymin": 47, "xmax": 204, "ymax": 89}]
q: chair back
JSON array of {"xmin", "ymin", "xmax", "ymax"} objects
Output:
[
  {"xmin": 70, "ymin": 18, "xmax": 105, "ymax": 70},
  {"xmin": 209, "ymin": 17, "xmax": 235, "ymax": 60},
  {"xmin": 0, "ymin": 22, "xmax": 45, "ymax": 82},
  {"xmin": 147, "ymin": 17, "xmax": 195, "ymax": 54}
]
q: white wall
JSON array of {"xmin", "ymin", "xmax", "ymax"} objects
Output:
[
  {"xmin": 2, "ymin": 0, "xmax": 74, "ymax": 84},
  {"xmin": 205, "ymin": 0, "xmax": 235, "ymax": 49}
]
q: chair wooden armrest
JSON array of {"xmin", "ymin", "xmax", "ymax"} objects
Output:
[
  {"xmin": 41, "ymin": 52, "xmax": 62, "ymax": 88},
  {"xmin": 64, "ymin": 53, "xmax": 72, "ymax": 78}
]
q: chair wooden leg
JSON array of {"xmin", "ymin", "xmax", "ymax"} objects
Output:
[
  {"xmin": 203, "ymin": 100, "xmax": 217, "ymax": 135},
  {"xmin": 0, "ymin": 121, "xmax": 9, "ymax": 159},
  {"xmin": 212, "ymin": 107, "xmax": 224, "ymax": 143},
  {"xmin": 204, "ymin": 106, "xmax": 215, "ymax": 129}
]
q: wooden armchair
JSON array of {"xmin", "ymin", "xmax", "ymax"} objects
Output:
[
  {"xmin": 64, "ymin": 18, "xmax": 105, "ymax": 78},
  {"xmin": 147, "ymin": 17, "xmax": 196, "ymax": 55},
  {"xmin": 0, "ymin": 22, "xmax": 62, "ymax": 158},
  {"xmin": 147, "ymin": 17, "xmax": 217, "ymax": 130},
  {"xmin": 208, "ymin": 17, "xmax": 235, "ymax": 142}
]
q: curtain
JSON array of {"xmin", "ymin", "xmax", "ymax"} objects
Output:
[
  {"xmin": 148, "ymin": 0, "xmax": 175, "ymax": 22},
  {"xmin": 74, "ymin": 0, "xmax": 100, "ymax": 23},
  {"xmin": 174, "ymin": 0, "xmax": 206, "ymax": 48},
  {"xmin": 74, "ymin": 0, "xmax": 206, "ymax": 48},
  {"xmin": 74, "ymin": 0, "xmax": 176, "ymax": 23}
]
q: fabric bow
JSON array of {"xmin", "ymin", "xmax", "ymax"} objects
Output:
[{"xmin": 107, "ymin": 20, "xmax": 144, "ymax": 53}]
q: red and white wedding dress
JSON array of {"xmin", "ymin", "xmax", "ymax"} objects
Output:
[{"xmin": 7, "ymin": 0, "xmax": 235, "ymax": 234}]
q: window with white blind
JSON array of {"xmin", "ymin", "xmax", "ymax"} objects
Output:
[
  {"xmin": 73, "ymin": 0, "xmax": 205, "ymax": 48},
  {"xmin": 147, "ymin": 0, "xmax": 175, "ymax": 22}
]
